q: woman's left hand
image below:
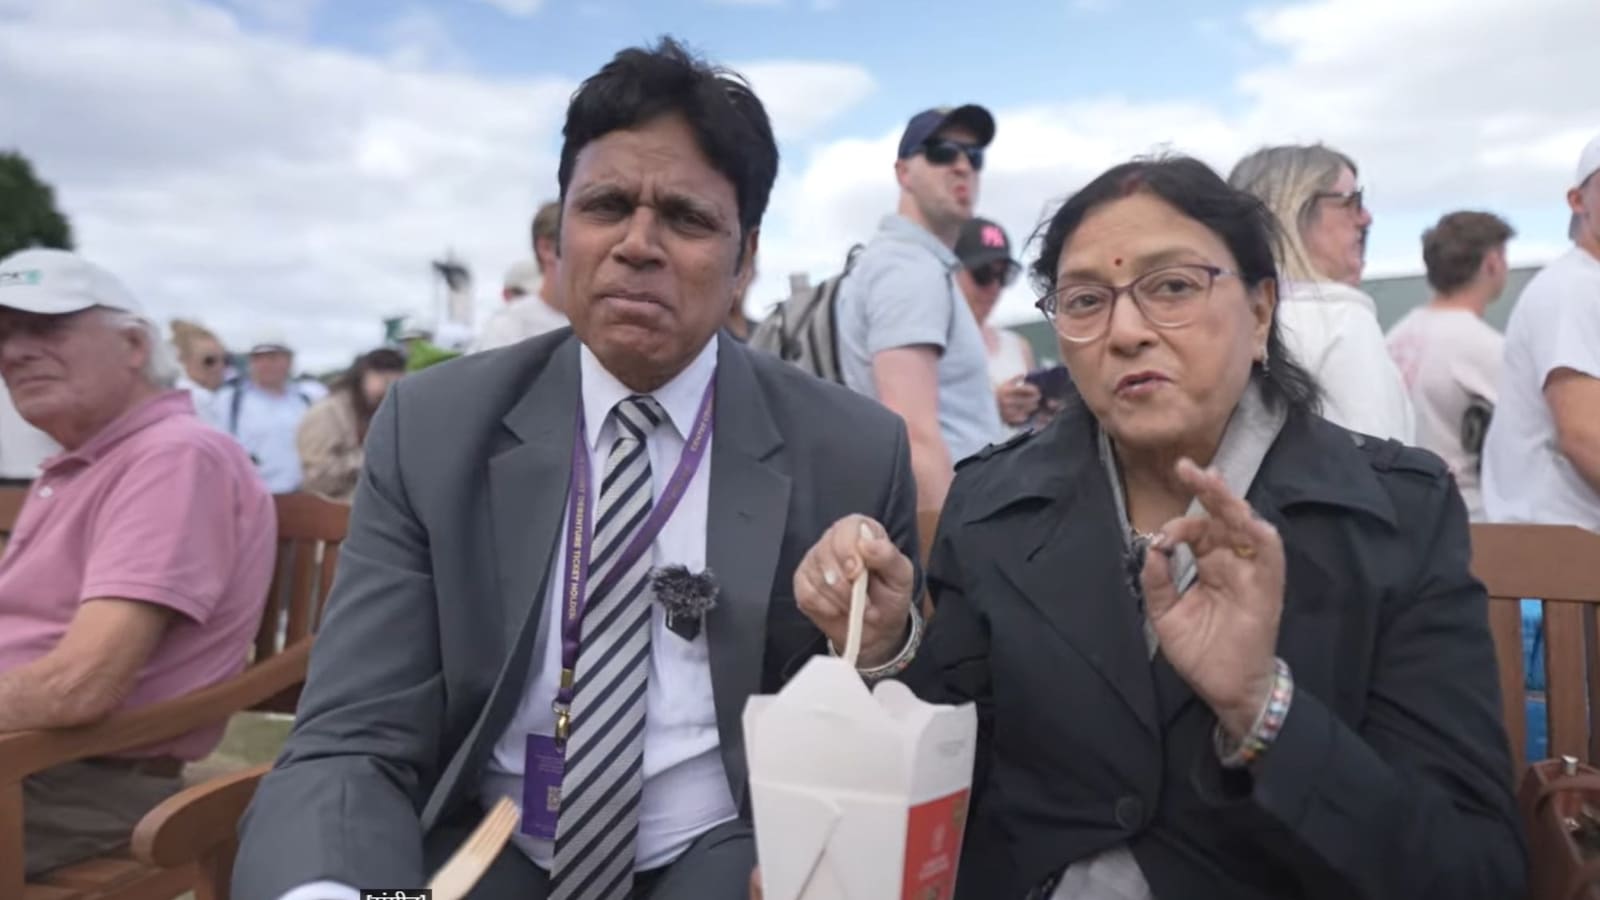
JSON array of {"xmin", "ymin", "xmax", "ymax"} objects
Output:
[{"xmin": 1141, "ymin": 458, "xmax": 1285, "ymax": 740}]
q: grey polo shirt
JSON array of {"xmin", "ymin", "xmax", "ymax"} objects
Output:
[{"xmin": 836, "ymin": 214, "xmax": 1004, "ymax": 463}]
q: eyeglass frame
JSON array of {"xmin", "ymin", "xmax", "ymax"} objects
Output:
[
  {"xmin": 919, "ymin": 138, "xmax": 985, "ymax": 172},
  {"xmin": 1309, "ymin": 186, "xmax": 1364, "ymax": 214},
  {"xmin": 1034, "ymin": 263, "xmax": 1241, "ymax": 344}
]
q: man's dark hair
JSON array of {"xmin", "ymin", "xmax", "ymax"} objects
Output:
[
  {"xmin": 557, "ymin": 37, "xmax": 779, "ymax": 244},
  {"xmin": 1031, "ymin": 155, "xmax": 1321, "ymax": 416},
  {"xmin": 1422, "ymin": 211, "xmax": 1515, "ymax": 294}
]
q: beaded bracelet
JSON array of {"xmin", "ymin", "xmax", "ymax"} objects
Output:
[
  {"xmin": 828, "ymin": 602, "xmax": 925, "ymax": 682},
  {"xmin": 1214, "ymin": 656, "xmax": 1294, "ymax": 769}
]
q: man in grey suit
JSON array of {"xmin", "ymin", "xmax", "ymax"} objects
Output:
[{"xmin": 233, "ymin": 37, "xmax": 920, "ymax": 900}]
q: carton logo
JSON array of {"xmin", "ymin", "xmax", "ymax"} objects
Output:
[{"xmin": 901, "ymin": 789, "xmax": 970, "ymax": 900}]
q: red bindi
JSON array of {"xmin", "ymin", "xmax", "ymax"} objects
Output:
[{"xmin": 1113, "ymin": 257, "xmax": 1124, "ymax": 267}]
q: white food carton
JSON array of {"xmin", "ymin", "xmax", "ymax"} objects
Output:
[{"xmin": 744, "ymin": 581, "xmax": 977, "ymax": 900}]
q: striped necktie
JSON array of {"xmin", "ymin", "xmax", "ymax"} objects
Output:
[{"xmin": 551, "ymin": 394, "xmax": 665, "ymax": 900}]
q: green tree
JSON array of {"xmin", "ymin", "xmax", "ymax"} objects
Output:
[{"xmin": 0, "ymin": 150, "xmax": 73, "ymax": 259}]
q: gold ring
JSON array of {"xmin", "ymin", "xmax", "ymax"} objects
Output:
[{"xmin": 1233, "ymin": 543, "xmax": 1256, "ymax": 559}]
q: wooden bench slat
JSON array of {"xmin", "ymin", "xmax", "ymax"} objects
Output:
[
  {"xmin": 1544, "ymin": 600, "xmax": 1589, "ymax": 760},
  {"xmin": 1487, "ymin": 597, "xmax": 1528, "ymax": 774}
]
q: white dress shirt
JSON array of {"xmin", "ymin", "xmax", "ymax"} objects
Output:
[
  {"xmin": 480, "ymin": 333, "xmax": 736, "ymax": 871},
  {"xmin": 278, "ymin": 336, "xmax": 735, "ymax": 900}
]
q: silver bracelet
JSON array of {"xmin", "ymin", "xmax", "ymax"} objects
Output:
[{"xmin": 828, "ymin": 602, "xmax": 925, "ymax": 682}]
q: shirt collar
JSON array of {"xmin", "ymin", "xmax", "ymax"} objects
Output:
[
  {"xmin": 879, "ymin": 214, "xmax": 960, "ymax": 269},
  {"xmin": 578, "ymin": 334, "xmax": 719, "ymax": 451},
  {"xmin": 46, "ymin": 390, "xmax": 195, "ymax": 469}
]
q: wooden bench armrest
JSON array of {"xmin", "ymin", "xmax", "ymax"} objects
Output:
[
  {"xmin": 130, "ymin": 761, "xmax": 272, "ymax": 867},
  {"xmin": 0, "ymin": 638, "xmax": 310, "ymax": 780}
]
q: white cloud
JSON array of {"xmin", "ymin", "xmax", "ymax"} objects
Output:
[
  {"xmin": 743, "ymin": 0, "xmax": 1600, "ymax": 327},
  {"xmin": 473, "ymin": 0, "xmax": 546, "ymax": 16},
  {"xmin": 0, "ymin": 0, "xmax": 575, "ymax": 370},
  {"xmin": 0, "ymin": 0, "xmax": 881, "ymax": 371},
  {"xmin": 222, "ymin": 0, "xmax": 324, "ymax": 34},
  {"xmin": 380, "ymin": 6, "xmax": 468, "ymax": 69},
  {"xmin": 733, "ymin": 61, "xmax": 876, "ymax": 140}
]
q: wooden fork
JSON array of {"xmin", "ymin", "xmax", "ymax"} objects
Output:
[{"xmin": 427, "ymin": 796, "xmax": 521, "ymax": 900}]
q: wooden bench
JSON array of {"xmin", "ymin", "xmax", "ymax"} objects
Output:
[
  {"xmin": 1473, "ymin": 523, "xmax": 1600, "ymax": 776},
  {"xmin": 0, "ymin": 484, "xmax": 29, "ymax": 554},
  {"xmin": 1, "ymin": 492, "xmax": 349, "ymax": 900}
]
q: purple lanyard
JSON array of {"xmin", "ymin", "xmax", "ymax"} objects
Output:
[{"xmin": 552, "ymin": 379, "xmax": 715, "ymax": 741}]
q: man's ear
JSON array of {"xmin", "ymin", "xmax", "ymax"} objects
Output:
[
  {"xmin": 736, "ymin": 227, "xmax": 760, "ymax": 288},
  {"xmin": 894, "ymin": 158, "xmax": 914, "ymax": 191}
]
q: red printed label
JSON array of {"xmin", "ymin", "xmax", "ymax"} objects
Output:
[{"xmin": 901, "ymin": 789, "xmax": 970, "ymax": 900}]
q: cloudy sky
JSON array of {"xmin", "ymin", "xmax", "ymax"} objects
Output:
[{"xmin": 1, "ymin": 0, "xmax": 1594, "ymax": 370}]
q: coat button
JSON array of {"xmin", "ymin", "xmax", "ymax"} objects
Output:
[{"xmin": 1115, "ymin": 795, "xmax": 1144, "ymax": 830}]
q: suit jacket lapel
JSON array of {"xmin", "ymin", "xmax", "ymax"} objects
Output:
[
  {"xmin": 704, "ymin": 339, "xmax": 789, "ymax": 810},
  {"xmin": 978, "ymin": 410, "xmax": 1159, "ymax": 736},
  {"xmin": 427, "ymin": 334, "xmax": 582, "ymax": 825},
  {"xmin": 489, "ymin": 337, "xmax": 581, "ymax": 655}
]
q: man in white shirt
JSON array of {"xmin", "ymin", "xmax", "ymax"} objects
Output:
[
  {"xmin": 210, "ymin": 330, "xmax": 326, "ymax": 493},
  {"xmin": 474, "ymin": 202, "xmax": 569, "ymax": 352},
  {"xmin": 1483, "ymin": 133, "xmax": 1600, "ymax": 529},
  {"xmin": 234, "ymin": 38, "xmax": 920, "ymax": 900},
  {"xmin": 1387, "ymin": 211, "xmax": 1515, "ymax": 520}
]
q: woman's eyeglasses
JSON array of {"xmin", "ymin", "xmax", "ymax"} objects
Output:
[
  {"xmin": 920, "ymin": 139, "xmax": 984, "ymax": 172},
  {"xmin": 971, "ymin": 261, "xmax": 1019, "ymax": 288},
  {"xmin": 1035, "ymin": 264, "xmax": 1238, "ymax": 344},
  {"xmin": 1311, "ymin": 187, "xmax": 1364, "ymax": 213}
]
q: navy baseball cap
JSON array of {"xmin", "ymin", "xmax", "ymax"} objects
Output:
[{"xmin": 897, "ymin": 104, "xmax": 996, "ymax": 159}]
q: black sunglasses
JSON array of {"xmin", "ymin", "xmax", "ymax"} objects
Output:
[
  {"xmin": 971, "ymin": 261, "xmax": 1018, "ymax": 287},
  {"xmin": 921, "ymin": 139, "xmax": 984, "ymax": 172}
]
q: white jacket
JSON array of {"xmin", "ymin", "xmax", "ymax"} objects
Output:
[{"xmin": 1278, "ymin": 281, "xmax": 1414, "ymax": 442}]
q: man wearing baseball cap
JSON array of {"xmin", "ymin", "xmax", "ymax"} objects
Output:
[
  {"xmin": 0, "ymin": 248, "xmax": 275, "ymax": 877},
  {"xmin": 835, "ymin": 104, "xmax": 1004, "ymax": 510},
  {"xmin": 211, "ymin": 326, "xmax": 326, "ymax": 492},
  {"xmin": 1482, "ymin": 133, "xmax": 1600, "ymax": 529},
  {"xmin": 952, "ymin": 216, "xmax": 1049, "ymax": 431}
]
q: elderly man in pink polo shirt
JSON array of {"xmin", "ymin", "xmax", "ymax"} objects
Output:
[{"xmin": 0, "ymin": 248, "xmax": 276, "ymax": 877}]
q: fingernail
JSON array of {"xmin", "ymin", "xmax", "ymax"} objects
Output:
[
  {"xmin": 823, "ymin": 569, "xmax": 839, "ymax": 586},
  {"xmin": 859, "ymin": 522, "xmax": 875, "ymax": 541}
]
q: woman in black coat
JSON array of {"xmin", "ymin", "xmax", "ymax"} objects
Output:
[{"xmin": 794, "ymin": 156, "xmax": 1525, "ymax": 899}]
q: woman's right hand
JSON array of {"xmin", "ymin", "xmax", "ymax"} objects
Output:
[{"xmin": 794, "ymin": 515, "xmax": 916, "ymax": 668}]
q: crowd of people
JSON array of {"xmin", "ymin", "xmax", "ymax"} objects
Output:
[{"xmin": 1, "ymin": 31, "xmax": 1598, "ymax": 900}]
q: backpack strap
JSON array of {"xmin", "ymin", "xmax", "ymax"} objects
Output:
[
  {"xmin": 229, "ymin": 380, "xmax": 313, "ymax": 434},
  {"xmin": 227, "ymin": 378, "xmax": 246, "ymax": 436}
]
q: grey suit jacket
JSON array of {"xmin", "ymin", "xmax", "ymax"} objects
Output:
[{"xmin": 233, "ymin": 330, "xmax": 918, "ymax": 899}]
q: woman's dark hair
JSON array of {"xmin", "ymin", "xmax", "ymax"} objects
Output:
[
  {"xmin": 1029, "ymin": 155, "xmax": 1321, "ymax": 416},
  {"xmin": 337, "ymin": 347, "xmax": 406, "ymax": 437},
  {"xmin": 557, "ymin": 37, "xmax": 779, "ymax": 252}
]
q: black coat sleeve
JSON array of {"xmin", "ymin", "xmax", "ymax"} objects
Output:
[{"xmin": 1195, "ymin": 475, "xmax": 1527, "ymax": 899}]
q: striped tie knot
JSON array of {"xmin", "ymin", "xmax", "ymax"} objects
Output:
[{"xmin": 612, "ymin": 394, "xmax": 665, "ymax": 442}]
